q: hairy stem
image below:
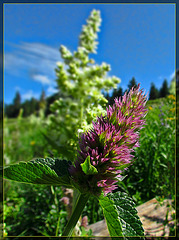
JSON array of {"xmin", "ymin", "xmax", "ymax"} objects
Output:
[
  {"xmin": 51, "ymin": 186, "xmax": 60, "ymax": 236},
  {"xmin": 62, "ymin": 193, "xmax": 89, "ymax": 238}
]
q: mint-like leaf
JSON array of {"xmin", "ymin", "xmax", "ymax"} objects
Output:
[
  {"xmin": 3, "ymin": 158, "xmax": 72, "ymax": 187},
  {"xmin": 80, "ymin": 155, "xmax": 98, "ymax": 175},
  {"xmin": 98, "ymin": 192, "xmax": 124, "ymax": 237},
  {"xmin": 98, "ymin": 191, "xmax": 144, "ymax": 237}
]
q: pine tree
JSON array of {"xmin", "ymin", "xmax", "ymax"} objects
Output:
[
  {"xmin": 39, "ymin": 89, "xmax": 46, "ymax": 110},
  {"xmin": 159, "ymin": 79, "xmax": 169, "ymax": 98},
  {"xmin": 127, "ymin": 77, "xmax": 137, "ymax": 91},
  {"xmin": 13, "ymin": 91, "xmax": 21, "ymax": 117},
  {"xmin": 106, "ymin": 86, "xmax": 123, "ymax": 105},
  {"xmin": 13, "ymin": 91, "xmax": 21, "ymax": 107},
  {"xmin": 149, "ymin": 83, "xmax": 159, "ymax": 100}
]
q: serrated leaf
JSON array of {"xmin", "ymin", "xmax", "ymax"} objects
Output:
[
  {"xmin": 80, "ymin": 155, "xmax": 98, "ymax": 175},
  {"xmin": 98, "ymin": 192, "xmax": 124, "ymax": 237},
  {"xmin": 3, "ymin": 158, "xmax": 73, "ymax": 187},
  {"xmin": 98, "ymin": 191, "xmax": 144, "ymax": 237}
]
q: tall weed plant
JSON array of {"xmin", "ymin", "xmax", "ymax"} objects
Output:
[{"xmin": 44, "ymin": 10, "xmax": 120, "ymax": 160}]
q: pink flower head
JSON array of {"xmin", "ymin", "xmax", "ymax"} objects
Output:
[
  {"xmin": 69, "ymin": 84, "xmax": 148, "ymax": 196},
  {"xmin": 61, "ymin": 196, "xmax": 70, "ymax": 206},
  {"xmin": 81, "ymin": 216, "xmax": 88, "ymax": 228}
]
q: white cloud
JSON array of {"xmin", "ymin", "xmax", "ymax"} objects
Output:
[
  {"xmin": 169, "ymin": 71, "xmax": 175, "ymax": 80},
  {"xmin": 4, "ymin": 42, "xmax": 62, "ymax": 79},
  {"xmin": 19, "ymin": 42, "xmax": 60, "ymax": 60},
  {"xmin": 158, "ymin": 71, "xmax": 175, "ymax": 82},
  {"xmin": 5, "ymin": 42, "xmax": 63, "ymax": 102},
  {"xmin": 47, "ymin": 86, "xmax": 58, "ymax": 95},
  {"xmin": 22, "ymin": 90, "xmax": 39, "ymax": 101},
  {"xmin": 32, "ymin": 74, "xmax": 51, "ymax": 85}
]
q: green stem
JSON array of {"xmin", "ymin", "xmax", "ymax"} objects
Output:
[
  {"xmin": 51, "ymin": 186, "xmax": 60, "ymax": 236},
  {"xmin": 56, "ymin": 212, "xmax": 61, "ymax": 236},
  {"xmin": 62, "ymin": 193, "xmax": 89, "ymax": 238},
  {"xmin": 72, "ymin": 189, "xmax": 80, "ymax": 211},
  {"xmin": 80, "ymin": 98, "xmax": 84, "ymax": 122}
]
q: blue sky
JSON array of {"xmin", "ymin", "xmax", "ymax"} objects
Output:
[{"xmin": 4, "ymin": 3, "xmax": 175, "ymax": 104}]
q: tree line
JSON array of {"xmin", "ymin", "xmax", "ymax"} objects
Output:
[
  {"xmin": 4, "ymin": 76, "xmax": 176, "ymax": 119},
  {"xmin": 5, "ymin": 90, "xmax": 60, "ymax": 118},
  {"xmin": 105, "ymin": 76, "xmax": 175, "ymax": 106}
]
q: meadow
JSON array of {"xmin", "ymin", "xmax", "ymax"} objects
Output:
[{"xmin": 3, "ymin": 94, "xmax": 176, "ymax": 237}]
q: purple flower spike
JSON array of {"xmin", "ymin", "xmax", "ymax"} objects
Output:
[{"xmin": 69, "ymin": 84, "xmax": 148, "ymax": 196}]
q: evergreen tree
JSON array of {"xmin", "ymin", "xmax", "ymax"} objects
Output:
[
  {"xmin": 39, "ymin": 89, "xmax": 46, "ymax": 110},
  {"xmin": 117, "ymin": 86, "xmax": 123, "ymax": 97},
  {"xmin": 30, "ymin": 97, "xmax": 39, "ymax": 114},
  {"xmin": 5, "ymin": 91, "xmax": 21, "ymax": 118},
  {"xmin": 5, "ymin": 91, "xmax": 43, "ymax": 118},
  {"xmin": 13, "ymin": 91, "xmax": 21, "ymax": 107},
  {"xmin": 21, "ymin": 97, "xmax": 39, "ymax": 117},
  {"xmin": 159, "ymin": 79, "xmax": 169, "ymax": 98},
  {"xmin": 13, "ymin": 91, "xmax": 21, "ymax": 117},
  {"xmin": 21, "ymin": 100, "xmax": 31, "ymax": 117},
  {"xmin": 4, "ymin": 104, "xmax": 14, "ymax": 118},
  {"xmin": 127, "ymin": 77, "xmax": 137, "ymax": 91},
  {"xmin": 105, "ymin": 86, "xmax": 123, "ymax": 105},
  {"xmin": 149, "ymin": 83, "xmax": 159, "ymax": 100}
]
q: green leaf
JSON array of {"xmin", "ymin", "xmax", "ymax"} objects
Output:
[
  {"xmin": 3, "ymin": 158, "xmax": 73, "ymax": 187},
  {"xmin": 98, "ymin": 192, "xmax": 124, "ymax": 237},
  {"xmin": 161, "ymin": 152, "xmax": 167, "ymax": 159},
  {"xmin": 98, "ymin": 191, "xmax": 144, "ymax": 237},
  {"xmin": 80, "ymin": 155, "xmax": 98, "ymax": 175}
]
